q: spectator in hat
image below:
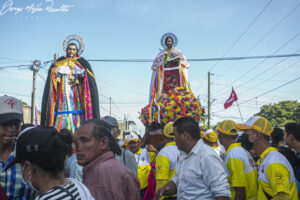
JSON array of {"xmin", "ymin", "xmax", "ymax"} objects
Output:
[
  {"xmin": 155, "ymin": 122, "xmax": 179, "ymax": 200},
  {"xmin": 155, "ymin": 117, "xmax": 231, "ymax": 200},
  {"xmin": 75, "ymin": 120, "xmax": 140, "ymax": 200},
  {"xmin": 284, "ymin": 122, "xmax": 300, "ymax": 195},
  {"xmin": 4, "ymin": 126, "xmax": 94, "ymax": 200},
  {"xmin": 217, "ymin": 120, "xmax": 257, "ymax": 200},
  {"xmin": 202, "ymin": 129, "xmax": 225, "ymax": 159},
  {"xmin": 102, "ymin": 116, "xmax": 137, "ymax": 175},
  {"xmin": 126, "ymin": 132, "xmax": 155, "ymax": 199},
  {"xmin": 237, "ymin": 116, "xmax": 298, "ymax": 200},
  {"xmin": 0, "ymin": 95, "xmax": 32, "ymax": 199}
]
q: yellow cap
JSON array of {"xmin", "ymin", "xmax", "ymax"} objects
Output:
[
  {"xmin": 163, "ymin": 122, "xmax": 174, "ymax": 138},
  {"xmin": 203, "ymin": 129, "xmax": 218, "ymax": 142},
  {"xmin": 126, "ymin": 132, "xmax": 140, "ymax": 143},
  {"xmin": 200, "ymin": 131, "xmax": 204, "ymax": 137},
  {"xmin": 217, "ymin": 120, "xmax": 238, "ymax": 135},
  {"xmin": 236, "ymin": 116, "xmax": 273, "ymax": 136}
]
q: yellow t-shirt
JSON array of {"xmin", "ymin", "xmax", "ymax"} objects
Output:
[
  {"xmin": 225, "ymin": 143, "xmax": 257, "ymax": 200},
  {"xmin": 155, "ymin": 142, "xmax": 179, "ymax": 198},
  {"xmin": 257, "ymin": 147, "xmax": 298, "ymax": 200},
  {"xmin": 136, "ymin": 148, "xmax": 155, "ymax": 190}
]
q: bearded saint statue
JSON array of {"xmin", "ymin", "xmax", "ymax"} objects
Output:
[
  {"xmin": 149, "ymin": 32, "xmax": 190, "ymax": 104},
  {"xmin": 41, "ymin": 35, "xmax": 100, "ymax": 132}
]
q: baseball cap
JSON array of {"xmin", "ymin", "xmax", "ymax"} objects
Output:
[
  {"xmin": 203, "ymin": 129, "xmax": 218, "ymax": 142},
  {"xmin": 236, "ymin": 116, "xmax": 273, "ymax": 136},
  {"xmin": 102, "ymin": 116, "xmax": 119, "ymax": 129},
  {"xmin": 216, "ymin": 120, "xmax": 238, "ymax": 135},
  {"xmin": 4, "ymin": 126, "xmax": 57, "ymax": 170},
  {"xmin": 163, "ymin": 122, "xmax": 174, "ymax": 138},
  {"xmin": 0, "ymin": 96, "xmax": 23, "ymax": 124}
]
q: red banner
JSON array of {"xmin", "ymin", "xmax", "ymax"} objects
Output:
[{"xmin": 224, "ymin": 88, "xmax": 238, "ymax": 109}]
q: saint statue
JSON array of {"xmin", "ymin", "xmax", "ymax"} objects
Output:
[
  {"xmin": 41, "ymin": 35, "xmax": 100, "ymax": 132},
  {"xmin": 149, "ymin": 33, "xmax": 190, "ymax": 103}
]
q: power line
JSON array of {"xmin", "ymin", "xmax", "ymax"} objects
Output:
[
  {"xmin": 213, "ymin": 76, "xmax": 300, "ymax": 114},
  {"xmin": 112, "ymin": 99, "xmax": 125, "ymax": 116},
  {"xmin": 2, "ymin": 53, "xmax": 300, "ymax": 72},
  {"xmin": 243, "ymin": 76, "xmax": 300, "ymax": 103},
  {"xmin": 213, "ymin": 1, "xmax": 300, "ymax": 81},
  {"xmin": 37, "ymin": 72, "xmax": 46, "ymax": 81},
  {"xmin": 213, "ymin": 33, "xmax": 300, "ymax": 96},
  {"xmin": 87, "ymin": 53, "xmax": 300, "ymax": 63},
  {"xmin": 0, "ymin": 64, "xmax": 32, "ymax": 71},
  {"xmin": 97, "ymin": 80, "xmax": 147, "ymax": 96},
  {"xmin": 235, "ymin": 48, "xmax": 300, "ymax": 90},
  {"xmin": 237, "ymin": 59, "xmax": 300, "ymax": 96},
  {"xmin": 209, "ymin": 0, "xmax": 273, "ymax": 71}
]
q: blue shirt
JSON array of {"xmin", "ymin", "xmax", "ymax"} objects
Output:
[{"xmin": 0, "ymin": 153, "xmax": 32, "ymax": 200}]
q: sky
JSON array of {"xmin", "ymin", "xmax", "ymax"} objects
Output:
[{"xmin": 0, "ymin": 0, "xmax": 300, "ymax": 135}]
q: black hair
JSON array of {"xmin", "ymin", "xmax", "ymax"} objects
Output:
[
  {"xmin": 30, "ymin": 127, "xmax": 69, "ymax": 177},
  {"xmin": 149, "ymin": 122, "xmax": 162, "ymax": 132},
  {"xmin": 270, "ymin": 127, "xmax": 284, "ymax": 146},
  {"xmin": 66, "ymin": 43, "xmax": 78, "ymax": 56},
  {"xmin": 174, "ymin": 117, "xmax": 200, "ymax": 140},
  {"xmin": 59, "ymin": 128, "xmax": 74, "ymax": 157},
  {"xmin": 21, "ymin": 124, "xmax": 34, "ymax": 132},
  {"xmin": 285, "ymin": 122, "xmax": 300, "ymax": 141},
  {"xmin": 238, "ymin": 133, "xmax": 253, "ymax": 151},
  {"xmin": 84, "ymin": 119, "xmax": 121, "ymax": 156},
  {"xmin": 84, "ymin": 119, "xmax": 110, "ymax": 129},
  {"xmin": 165, "ymin": 36, "xmax": 173, "ymax": 45},
  {"xmin": 262, "ymin": 133, "xmax": 270, "ymax": 142}
]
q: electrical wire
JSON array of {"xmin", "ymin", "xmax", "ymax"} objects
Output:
[
  {"xmin": 213, "ymin": 1, "xmax": 300, "ymax": 81},
  {"xmin": 213, "ymin": 33, "xmax": 300, "ymax": 96},
  {"xmin": 209, "ymin": 0, "xmax": 273, "ymax": 71},
  {"xmin": 212, "ymin": 76, "xmax": 300, "ymax": 114}
]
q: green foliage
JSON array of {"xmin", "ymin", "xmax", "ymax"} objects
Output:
[
  {"xmin": 20, "ymin": 99, "xmax": 30, "ymax": 108},
  {"xmin": 256, "ymin": 100, "xmax": 300, "ymax": 127}
]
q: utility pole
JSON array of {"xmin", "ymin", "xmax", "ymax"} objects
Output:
[
  {"xmin": 124, "ymin": 114, "xmax": 127, "ymax": 131},
  {"xmin": 208, "ymin": 71, "xmax": 211, "ymax": 129},
  {"xmin": 30, "ymin": 60, "xmax": 40, "ymax": 124},
  {"xmin": 109, "ymin": 97, "xmax": 112, "ymax": 116}
]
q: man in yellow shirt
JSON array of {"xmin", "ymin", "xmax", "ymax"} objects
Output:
[
  {"xmin": 202, "ymin": 129, "xmax": 225, "ymax": 159},
  {"xmin": 126, "ymin": 133, "xmax": 156, "ymax": 199},
  {"xmin": 237, "ymin": 116, "xmax": 299, "ymax": 200},
  {"xmin": 217, "ymin": 120, "xmax": 257, "ymax": 200},
  {"xmin": 155, "ymin": 122, "xmax": 179, "ymax": 200}
]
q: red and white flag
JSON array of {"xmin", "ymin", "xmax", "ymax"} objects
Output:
[{"xmin": 224, "ymin": 88, "xmax": 238, "ymax": 109}]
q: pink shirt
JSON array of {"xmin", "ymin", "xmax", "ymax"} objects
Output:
[{"xmin": 83, "ymin": 151, "xmax": 140, "ymax": 200}]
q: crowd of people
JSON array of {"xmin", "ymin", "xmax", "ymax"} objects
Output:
[{"xmin": 1, "ymin": 94, "xmax": 300, "ymax": 200}]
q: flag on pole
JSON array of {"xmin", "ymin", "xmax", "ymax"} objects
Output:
[{"xmin": 224, "ymin": 87, "xmax": 238, "ymax": 109}]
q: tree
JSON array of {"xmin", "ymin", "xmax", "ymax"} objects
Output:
[
  {"xmin": 256, "ymin": 101, "xmax": 300, "ymax": 127},
  {"xmin": 20, "ymin": 99, "xmax": 30, "ymax": 108}
]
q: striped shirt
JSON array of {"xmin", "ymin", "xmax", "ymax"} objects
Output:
[
  {"xmin": 0, "ymin": 153, "xmax": 32, "ymax": 200},
  {"xmin": 36, "ymin": 182, "xmax": 80, "ymax": 200}
]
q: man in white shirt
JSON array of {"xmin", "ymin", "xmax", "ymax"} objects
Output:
[{"xmin": 154, "ymin": 117, "xmax": 231, "ymax": 200}]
